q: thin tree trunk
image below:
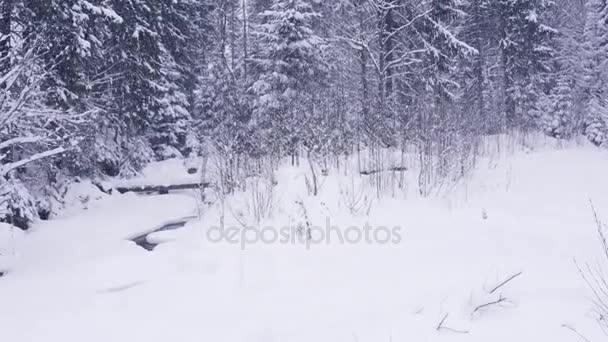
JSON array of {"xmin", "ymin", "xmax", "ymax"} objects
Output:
[
  {"xmin": 230, "ymin": 0, "xmax": 236, "ymax": 72},
  {"xmin": 0, "ymin": 0, "xmax": 12, "ymax": 76},
  {"xmin": 472, "ymin": 0, "xmax": 486, "ymax": 132},
  {"xmin": 242, "ymin": 0, "xmax": 248, "ymax": 82}
]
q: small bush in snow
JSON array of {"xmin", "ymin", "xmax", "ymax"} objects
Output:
[{"xmin": 0, "ymin": 177, "xmax": 38, "ymax": 230}]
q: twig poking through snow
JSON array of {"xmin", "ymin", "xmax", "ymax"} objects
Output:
[
  {"xmin": 490, "ymin": 271, "xmax": 523, "ymax": 294},
  {"xmin": 473, "ymin": 295, "xmax": 507, "ymax": 313},
  {"xmin": 561, "ymin": 324, "xmax": 591, "ymax": 342},
  {"xmin": 576, "ymin": 202, "xmax": 608, "ymax": 334},
  {"xmin": 436, "ymin": 313, "xmax": 469, "ymax": 334},
  {"xmin": 100, "ymin": 281, "xmax": 145, "ymax": 294},
  {"xmin": 472, "ymin": 271, "xmax": 522, "ymax": 316},
  {"xmin": 589, "ymin": 199, "xmax": 608, "ymax": 262},
  {"xmin": 436, "ymin": 313, "xmax": 448, "ymax": 330}
]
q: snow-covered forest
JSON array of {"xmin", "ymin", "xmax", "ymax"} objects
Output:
[
  {"xmin": 2, "ymin": 0, "xmax": 608, "ymax": 341},
  {"xmin": 1, "ymin": 0, "xmax": 607, "ymax": 224}
]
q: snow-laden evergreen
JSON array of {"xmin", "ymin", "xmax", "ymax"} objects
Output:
[
  {"xmin": 251, "ymin": 0, "xmax": 328, "ymax": 156},
  {"xmin": 1, "ymin": 0, "xmax": 608, "ymax": 225}
]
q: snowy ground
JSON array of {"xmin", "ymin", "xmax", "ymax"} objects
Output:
[{"xmin": 1, "ymin": 137, "xmax": 607, "ymax": 342}]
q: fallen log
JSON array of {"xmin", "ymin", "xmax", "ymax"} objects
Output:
[
  {"xmin": 360, "ymin": 166, "xmax": 407, "ymax": 176},
  {"xmin": 116, "ymin": 182, "xmax": 210, "ymax": 194}
]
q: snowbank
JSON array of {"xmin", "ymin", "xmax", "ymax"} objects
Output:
[
  {"xmin": 0, "ymin": 140, "xmax": 607, "ymax": 342},
  {"xmin": 0, "ymin": 223, "xmax": 25, "ymax": 272}
]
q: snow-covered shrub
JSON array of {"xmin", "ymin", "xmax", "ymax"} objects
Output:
[
  {"xmin": 53, "ymin": 179, "xmax": 108, "ymax": 214},
  {"xmin": 339, "ymin": 176, "xmax": 373, "ymax": 216},
  {"xmin": 0, "ymin": 177, "xmax": 38, "ymax": 230},
  {"xmin": 153, "ymin": 144, "xmax": 183, "ymax": 161},
  {"xmin": 119, "ymin": 138, "xmax": 156, "ymax": 177},
  {"xmin": 236, "ymin": 176, "xmax": 274, "ymax": 225},
  {"xmin": 535, "ymin": 79, "xmax": 575, "ymax": 139},
  {"xmin": 96, "ymin": 134, "xmax": 155, "ymax": 178},
  {"xmin": 222, "ymin": 173, "xmax": 275, "ymax": 228},
  {"xmin": 585, "ymin": 101, "xmax": 608, "ymax": 146},
  {"xmin": 0, "ymin": 222, "xmax": 26, "ymax": 272}
]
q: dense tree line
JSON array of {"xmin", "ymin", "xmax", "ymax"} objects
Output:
[{"xmin": 1, "ymin": 0, "xmax": 607, "ymax": 227}]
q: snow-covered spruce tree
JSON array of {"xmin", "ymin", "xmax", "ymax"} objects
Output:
[
  {"xmin": 251, "ymin": 0, "xmax": 328, "ymax": 159},
  {"xmin": 25, "ymin": 0, "xmax": 119, "ymax": 111},
  {"xmin": 192, "ymin": 0, "xmax": 258, "ymax": 194},
  {"xmin": 535, "ymin": 0, "xmax": 587, "ymax": 138},
  {"xmin": 582, "ymin": 0, "xmax": 608, "ymax": 146},
  {"xmin": 197, "ymin": 0, "xmax": 251, "ymax": 146},
  {"xmin": 107, "ymin": 0, "xmax": 165, "ymax": 129},
  {"xmin": 413, "ymin": 0, "xmax": 476, "ymax": 191},
  {"xmin": 26, "ymin": 1, "xmax": 129, "ymax": 178},
  {"xmin": 536, "ymin": 75, "xmax": 575, "ymax": 138},
  {"xmin": 460, "ymin": 0, "xmax": 501, "ymax": 134},
  {"xmin": 148, "ymin": 0, "xmax": 211, "ymax": 160},
  {"xmin": 87, "ymin": 0, "xmax": 170, "ymax": 175},
  {"xmin": 419, "ymin": 0, "xmax": 475, "ymax": 119},
  {"xmin": 324, "ymin": 0, "xmax": 382, "ymax": 153},
  {"xmin": 196, "ymin": 55, "xmax": 257, "ymax": 194},
  {"xmin": 497, "ymin": 0, "xmax": 556, "ymax": 129}
]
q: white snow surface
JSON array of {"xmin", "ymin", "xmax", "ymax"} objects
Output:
[
  {"xmin": 1, "ymin": 138, "xmax": 608, "ymax": 342},
  {"xmin": 111, "ymin": 157, "xmax": 204, "ymax": 188}
]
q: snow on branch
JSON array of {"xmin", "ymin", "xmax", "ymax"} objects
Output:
[
  {"xmin": 425, "ymin": 15, "xmax": 479, "ymax": 56},
  {"xmin": 0, "ymin": 136, "xmax": 43, "ymax": 151},
  {"xmin": 0, "ymin": 39, "xmax": 80, "ymax": 179},
  {"xmin": 0, "ymin": 147, "xmax": 67, "ymax": 177}
]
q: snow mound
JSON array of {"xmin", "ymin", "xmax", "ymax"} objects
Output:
[{"xmin": 0, "ymin": 223, "xmax": 25, "ymax": 272}]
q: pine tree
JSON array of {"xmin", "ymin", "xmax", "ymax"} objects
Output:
[
  {"xmin": 582, "ymin": 0, "xmax": 608, "ymax": 145},
  {"xmin": 535, "ymin": 0, "xmax": 586, "ymax": 138},
  {"xmin": 423, "ymin": 0, "xmax": 474, "ymax": 105},
  {"xmin": 460, "ymin": 0, "xmax": 499, "ymax": 133},
  {"xmin": 105, "ymin": 0, "xmax": 164, "ymax": 131},
  {"xmin": 148, "ymin": 0, "xmax": 209, "ymax": 159},
  {"xmin": 251, "ymin": 0, "xmax": 328, "ymax": 157},
  {"xmin": 0, "ymin": 0, "xmax": 13, "ymax": 75},
  {"xmin": 25, "ymin": 0, "xmax": 118, "ymax": 110},
  {"xmin": 537, "ymin": 75, "xmax": 574, "ymax": 138},
  {"xmin": 498, "ymin": 0, "xmax": 556, "ymax": 128}
]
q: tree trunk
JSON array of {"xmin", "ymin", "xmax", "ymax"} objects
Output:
[
  {"xmin": 0, "ymin": 0, "xmax": 12, "ymax": 76},
  {"xmin": 242, "ymin": 0, "xmax": 248, "ymax": 82},
  {"xmin": 360, "ymin": 48, "xmax": 369, "ymax": 121},
  {"xmin": 502, "ymin": 49, "xmax": 515, "ymax": 129},
  {"xmin": 378, "ymin": 0, "xmax": 397, "ymax": 102},
  {"xmin": 230, "ymin": 0, "xmax": 236, "ymax": 72},
  {"xmin": 472, "ymin": 0, "xmax": 486, "ymax": 132}
]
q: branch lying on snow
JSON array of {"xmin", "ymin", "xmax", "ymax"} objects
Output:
[
  {"xmin": 436, "ymin": 313, "xmax": 469, "ymax": 334},
  {"xmin": 490, "ymin": 271, "xmax": 523, "ymax": 294},
  {"xmin": 473, "ymin": 295, "xmax": 507, "ymax": 313},
  {"xmin": 472, "ymin": 271, "xmax": 522, "ymax": 315},
  {"xmin": 360, "ymin": 166, "xmax": 407, "ymax": 176}
]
